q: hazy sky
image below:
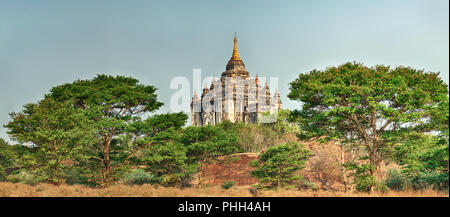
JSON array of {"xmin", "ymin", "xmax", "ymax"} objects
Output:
[{"xmin": 0, "ymin": 0, "xmax": 448, "ymax": 142}]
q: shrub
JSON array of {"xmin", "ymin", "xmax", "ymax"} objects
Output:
[
  {"xmin": 226, "ymin": 156, "xmax": 241, "ymax": 164},
  {"xmin": 308, "ymin": 142, "xmax": 345, "ymax": 188},
  {"xmin": 6, "ymin": 170, "xmax": 41, "ymax": 186},
  {"xmin": 345, "ymin": 160, "xmax": 377, "ymax": 192},
  {"xmin": 391, "ymin": 133, "xmax": 449, "ymax": 191},
  {"xmin": 423, "ymin": 172, "xmax": 449, "ymax": 191},
  {"xmin": 375, "ymin": 181, "xmax": 390, "ymax": 193},
  {"xmin": 123, "ymin": 169, "xmax": 160, "ymax": 185},
  {"xmin": 0, "ymin": 139, "xmax": 16, "ymax": 182},
  {"xmin": 250, "ymin": 143, "xmax": 311, "ymax": 189},
  {"xmin": 249, "ymin": 160, "xmax": 260, "ymax": 168},
  {"xmin": 405, "ymin": 171, "xmax": 449, "ymax": 191},
  {"xmin": 0, "ymin": 167, "xmax": 7, "ymax": 182},
  {"xmin": 355, "ymin": 174, "xmax": 376, "ymax": 192},
  {"xmin": 139, "ymin": 141, "xmax": 198, "ymax": 187},
  {"xmin": 64, "ymin": 167, "xmax": 101, "ymax": 187},
  {"xmin": 302, "ymin": 180, "xmax": 319, "ymax": 191},
  {"xmin": 231, "ymin": 122, "xmax": 299, "ymax": 153},
  {"xmin": 222, "ymin": 181, "xmax": 235, "ymax": 190},
  {"xmin": 384, "ymin": 169, "xmax": 406, "ymax": 191}
]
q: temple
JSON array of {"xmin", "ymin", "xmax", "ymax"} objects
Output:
[{"xmin": 190, "ymin": 34, "xmax": 281, "ymax": 126}]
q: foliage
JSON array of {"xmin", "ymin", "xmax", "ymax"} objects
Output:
[
  {"xmin": 391, "ymin": 133, "xmax": 449, "ymax": 190},
  {"xmin": 225, "ymin": 156, "xmax": 241, "ymax": 164},
  {"xmin": 139, "ymin": 141, "xmax": 197, "ymax": 187},
  {"xmin": 181, "ymin": 125, "xmax": 243, "ymax": 187},
  {"xmin": 384, "ymin": 168, "xmax": 406, "ymax": 191},
  {"xmin": 1, "ymin": 67, "xmax": 447, "ymax": 192},
  {"xmin": 221, "ymin": 181, "xmax": 235, "ymax": 190},
  {"xmin": 182, "ymin": 125, "xmax": 243, "ymax": 164},
  {"xmin": 344, "ymin": 158, "xmax": 375, "ymax": 192},
  {"xmin": 129, "ymin": 112, "xmax": 197, "ymax": 187},
  {"xmin": 5, "ymin": 99, "xmax": 96, "ymax": 184},
  {"xmin": 0, "ymin": 139, "xmax": 16, "ymax": 181},
  {"xmin": 302, "ymin": 180, "xmax": 319, "ymax": 191},
  {"xmin": 249, "ymin": 159, "xmax": 260, "ymax": 168},
  {"xmin": 231, "ymin": 123, "xmax": 279, "ymax": 152},
  {"xmin": 42, "ymin": 74, "xmax": 164, "ymax": 186},
  {"xmin": 344, "ymin": 158, "xmax": 389, "ymax": 192},
  {"xmin": 63, "ymin": 166, "xmax": 101, "ymax": 187},
  {"xmin": 1, "ymin": 75, "xmax": 246, "ymax": 188},
  {"xmin": 260, "ymin": 109, "xmax": 301, "ymax": 134},
  {"xmin": 288, "ymin": 62, "xmax": 449, "ymax": 175},
  {"xmin": 6, "ymin": 170, "xmax": 42, "ymax": 186},
  {"xmin": 122, "ymin": 169, "xmax": 160, "ymax": 185},
  {"xmin": 223, "ymin": 111, "xmax": 300, "ymax": 153},
  {"xmin": 250, "ymin": 143, "xmax": 311, "ymax": 189}
]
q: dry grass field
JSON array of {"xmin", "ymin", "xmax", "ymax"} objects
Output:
[{"xmin": 0, "ymin": 182, "xmax": 447, "ymax": 197}]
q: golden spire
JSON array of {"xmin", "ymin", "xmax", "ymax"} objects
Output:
[{"xmin": 231, "ymin": 32, "xmax": 241, "ymax": 61}]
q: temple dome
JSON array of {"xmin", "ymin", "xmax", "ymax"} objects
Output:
[{"xmin": 226, "ymin": 59, "xmax": 246, "ymax": 71}]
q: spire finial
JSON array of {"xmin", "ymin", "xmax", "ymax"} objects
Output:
[
  {"xmin": 193, "ymin": 90, "xmax": 199, "ymax": 99},
  {"xmin": 231, "ymin": 32, "xmax": 241, "ymax": 61},
  {"xmin": 203, "ymin": 82, "xmax": 209, "ymax": 94}
]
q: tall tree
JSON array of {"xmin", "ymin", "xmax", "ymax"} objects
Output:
[
  {"xmin": 5, "ymin": 99, "xmax": 95, "ymax": 184},
  {"xmin": 288, "ymin": 62, "xmax": 449, "ymax": 176},
  {"xmin": 45, "ymin": 75, "xmax": 163, "ymax": 186}
]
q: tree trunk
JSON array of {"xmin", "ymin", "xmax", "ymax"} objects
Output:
[
  {"xmin": 197, "ymin": 162, "xmax": 203, "ymax": 189},
  {"xmin": 340, "ymin": 142, "xmax": 347, "ymax": 192},
  {"xmin": 369, "ymin": 148, "xmax": 382, "ymax": 178},
  {"xmin": 103, "ymin": 155, "xmax": 111, "ymax": 187},
  {"xmin": 103, "ymin": 136, "xmax": 112, "ymax": 187}
]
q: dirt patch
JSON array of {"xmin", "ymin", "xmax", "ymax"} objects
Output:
[
  {"xmin": 199, "ymin": 153, "xmax": 259, "ymax": 186},
  {"xmin": 197, "ymin": 140, "xmax": 347, "ymax": 189}
]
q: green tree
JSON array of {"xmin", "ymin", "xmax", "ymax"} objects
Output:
[
  {"xmin": 392, "ymin": 133, "xmax": 448, "ymax": 190},
  {"xmin": 42, "ymin": 75, "xmax": 163, "ymax": 186},
  {"xmin": 0, "ymin": 139, "xmax": 16, "ymax": 181},
  {"xmin": 182, "ymin": 125, "xmax": 243, "ymax": 187},
  {"xmin": 129, "ymin": 112, "xmax": 197, "ymax": 187},
  {"xmin": 260, "ymin": 109, "xmax": 300, "ymax": 134},
  {"xmin": 250, "ymin": 143, "xmax": 311, "ymax": 189},
  {"xmin": 344, "ymin": 157, "xmax": 378, "ymax": 192},
  {"xmin": 288, "ymin": 62, "xmax": 449, "ymax": 176},
  {"xmin": 5, "ymin": 99, "xmax": 95, "ymax": 184},
  {"xmin": 140, "ymin": 141, "xmax": 197, "ymax": 187}
]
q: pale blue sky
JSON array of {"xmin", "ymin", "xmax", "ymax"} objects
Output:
[{"xmin": 0, "ymin": 0, "xmax": 448, "ymax": 142}]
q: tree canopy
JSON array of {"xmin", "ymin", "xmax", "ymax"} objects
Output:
[
  {"xmin": 7, "ymin": 75, "xmax": 165, "ymax": 186},
  {"xmin": 288, "ymin": 62, "xmax": 449, "ymax": 176},
  {"xmin": 5, "ymin": 99, "xmax": 96, "ymax": 184},
  {"xmin": 250, "ymin": 143, "xmax": 311, "ymax": 189}
]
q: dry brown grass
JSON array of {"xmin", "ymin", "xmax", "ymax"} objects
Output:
[{"xmin": 0, "ymin": 182, "xmax": 447, "ymax": 197}]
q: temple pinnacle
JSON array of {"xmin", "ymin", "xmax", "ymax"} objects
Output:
[{"xmin": 231, "ymin": 32, "xmax": 241, "ymax": 61}]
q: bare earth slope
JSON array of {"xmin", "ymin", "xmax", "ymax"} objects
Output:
[{"xmin": 199, "ymin": 153, "xmax": 259, "ymax": 186}]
